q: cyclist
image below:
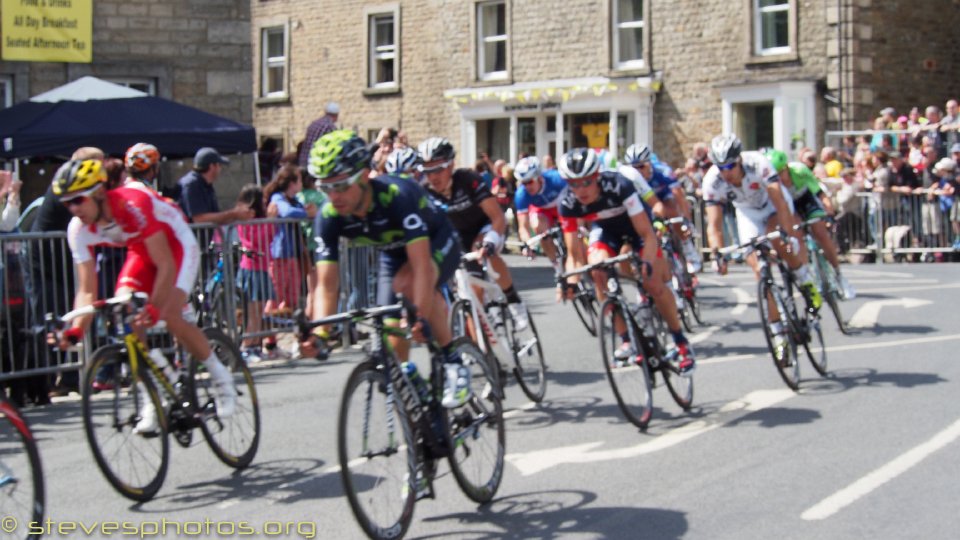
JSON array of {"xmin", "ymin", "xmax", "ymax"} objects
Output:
[
  {"xmin": 513, "ymin": 156, "xmax": 567, "ymax": 274},
  {"xmin": 764, "ymin": 149, "xmax": 856, "ymax": 300},
  {"xmin": 124, "ymin": 142, "xmax": 163, "ymax": 193},
  {"xmin": 702, "ymin": 135, "xmax": 822, "ymax": 351},
  {"xmin": 299, "ymin": 130, "xmax": 470, "ymax": 408},
  {"xmin": 557, "ymin": 148, "xmax": 695, "ymax": 376},
  {"xmin": 417, "ymin": 137, "xmax": 530, "ymax": 331},
  {"xmin": 52, "ymin": 159, "xmax": 237, "ymax": 434},
  {"xmin": 622, "ymin": 144, "xmax": 703, "ymax": 273},
  {"xmin": 384, "ymin": 146, "xmax": 422, "ymax": 178}
]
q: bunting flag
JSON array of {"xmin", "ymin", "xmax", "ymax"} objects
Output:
[{"xmin": 444, "ymin": 78, "xmax": 657, "ymax": 107}]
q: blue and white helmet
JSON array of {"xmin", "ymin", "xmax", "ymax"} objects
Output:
[
  {"xmin": 514, "ymin": 156, "xmax": 541, "ymax": 184},
  {"xmin": 558, "ymin": 148, "xmax": 601, "ymax": 180},
  {"xmin": 623, "ymin": 144, "xmax": 652, "ymax": 165},
  {"xmin": 385, "ymin": 147, "xmax": 421, "ymax": 175}
]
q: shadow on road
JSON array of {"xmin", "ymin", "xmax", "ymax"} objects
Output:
[
  {"xmin": 417, "ymin": 490, "xmax": 687, "ymax": 540},
  {"xmin": 504, "ymin": 395, "xmax": 684, "ymax": 434},
  {"xmin": 725, "ymin": 406, "xmax": 822, "ymax": 428},
  {"xmin": 802, "ymin": 368, "xmax": 947, "ymax": 394}
]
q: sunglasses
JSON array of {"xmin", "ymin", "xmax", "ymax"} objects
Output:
[
  {"xmin": 567, "ymin": 178, "xmax": 595, "ymax": 189},
  {"xmin": 62, "ymin": 195, "xmax": 89, "ymax": 207},
  {"xmin": 634, "ymin": 161, "xmax": 650, "ymax": 169},
  {"xmin": 418, "ymin": 160, "xmax": 451, "ymax": 175},
  {"xmin": 318, "ymin": 169, "xmax": 364, "ymax": 194},
  {"xmin": 717, "ymin": 161, "xmax": 737, "ymax": 171}
]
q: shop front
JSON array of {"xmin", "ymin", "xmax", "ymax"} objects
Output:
[{"xmin": 444, "ymin": 75, "xmax": 660, "ymax": 167}]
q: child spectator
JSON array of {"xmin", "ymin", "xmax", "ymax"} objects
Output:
[
  {"xmin": 235, "ymin": 185, "xmax": 276, "ymax": 362},
  {"xmin": 263, "ymin": 165, "xmax": 318, "ymax": 315}
]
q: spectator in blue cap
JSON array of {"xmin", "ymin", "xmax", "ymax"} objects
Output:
[{"xmin": 177, "ymin": 147, "xmax": 253, "ymax": 224}]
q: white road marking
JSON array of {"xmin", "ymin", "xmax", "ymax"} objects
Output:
[
  {"xmin": 801, "ymin": 417, "xmax": 960, "ymax": 521},
  {"xmin": 731, "ymin": 287, "xmax": 752, "ymax": 315},
  {"xmin": 855, "ymin": 282, "xmax": 960, "ymax": 295},
  {"xmin": 688, "ymin": 325, "xmax": 722, "ymax": 345},
  {"xmin": 505, "ymin": 389, "xmax": 795, "ymax": 475},
  {"xmin": 700, "ymin": 333, "xmax": 960, "ymax": 365},
  {"xmin": 841, "ymin": 268, "xmax": 916, "ymax": 278},
  {"xmin": 848, "ymin": 297, "xmax": 933, "ymax": 328}
]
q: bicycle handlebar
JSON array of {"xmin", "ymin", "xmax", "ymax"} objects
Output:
[
  {"xmin": 718, "ymin": 230, "xmax": 786, "ymax": 257},
  {"xmin": 524, "ymin": 225, "xmax": 562, "ymax": 248},
  {"xmin": 53, "ymin": 292, "xmax": 149, "ymax": 324},
  {"xmin": 560, "ymin": 252, "xmax": 636, "ymax": 280}
]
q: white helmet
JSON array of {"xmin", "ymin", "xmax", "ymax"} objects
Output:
[
  {"xmin": 514, "ymin": 157, "xmax": 541, "ymax": 184},
  {"xmin": 708, "ymin": 134, "xmax": 743, "ymax": 166},
  {"xmin": 558, "ymin": 148, "xmax": 601, "ymax": 180},
  {"xmin": 385, "ymin": 147, "xmax": 421, "ymax": 175},
  {"xmin": 623, "ymin": 144, "xmax": 652, "ymax": 165}
]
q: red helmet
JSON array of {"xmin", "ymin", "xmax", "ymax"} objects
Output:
[{"xmin": 125, "ymin": 143, "xmax": 160, "ymax": 172}]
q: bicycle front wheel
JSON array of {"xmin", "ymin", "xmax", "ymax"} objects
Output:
[
  {"xmin": 757, "ymin": 280, "xmax": 800, "ymax": 390},
  {"xmin": 504, "ymin": 306, "xmax": 547, "ymax": 403},
  {"xmin": 190, "ymin": 328, "xmax": 260, "ymax": 469},
  {"xmin": 0, "ymin": 402, "xmax": 44, "ymax": 539},
  {"xmin": 572, "ymin": 282, "xmax": 600, "ymax": 336},
  {"xmin": 598, "ymin": 299, "xmax": 653, "ymax": 429},
  {"xmin": 82, "ymin": 344, "xmax": 169, "ymax": 501},
  {"xmin": 445, "ymin": 338, "xmax": 505, "ymax": 503},
  {"xmin": 817, "ymin": 255, "xmax": 847, "ymax": 334},
  {"xmin": 339, "ymin": 361, "xmax": 416, "ymax": 540}
]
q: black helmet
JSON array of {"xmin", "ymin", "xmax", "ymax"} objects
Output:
[
  {"xmin": 558, "ymin": 148, "xmax": 601, "ymax": 180},
  {"xmin": 417, "ymin": 137, "xmax": 456, "ymax": 163},
  {"xmin": 708, "ymin": 134, "xmax": 743, "ymax": 167}
]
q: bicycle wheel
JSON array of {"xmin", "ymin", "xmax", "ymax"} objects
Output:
[
  {"xmin": 503, "ymin": 304, "xmax": 547, "ymax": 403},
  {"xmin": 82, "ymin": 344, "xmax": 169, "ymax": 502},
  {"xmin": 339, "ymin": 361, "xmax": 416, "ymax": 540},
  {"xmin": 757, "ymin": 280, "xmax": 800, "ymax": 390},
  {"xmin": 572, "ymin": 282, "xmax": 599, "ymax": 336},
  {"xmin": 0, "ymin": 401, "xmax": 44, "ymax": 539},
  {"xmin": 190, "ymin": 328, "xmax": 260, "ymax": 469},
  {"xmin": 598, "ymin": 299, "xmax": 653, "ymax": 429},
  {"xmin": 802, "ymin": 312, "xmax": 829, "ymax": 376},
  {"xmin": 653, "ymin": 310, "xmax": 694, "ymax": 411},
  {"xmin": 672, "ymin": 275, "xmax": 694, "ymax": 333},
  {"xmin": 450, "ymin": 299, "xmax": 504, "ymax": 394},
  {"xmin": 445, "ymin": 337, "xmax": 505, "ymax": 503},
  {"xmin": 817, "ymin": 254, "xmax": 848, "ymax": 334}
]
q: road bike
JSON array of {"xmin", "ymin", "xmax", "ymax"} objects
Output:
[
  {"xmin": 50, "ymin": 293, "xmax": 260, "ymax": 501},
  {"xmin": 563, "ymin": 252, "xmax": 694, "ymax": 430},
  {"xmin": 655, "ymin": 217, "xmax": 703, "ymax": 331},
  {"xmin": 0, "ymin": 397, "xmax": 44, "ymax": 540},
  {"xmin": 296, "ymin": 299, "xmax": 504, "ymax": 540},
  {"xmin": 721, "ymin": 231, "xmax": 828, "ymax": 390},
  {"xmin": 525, "ymin": 226, "xmax": 600, "ymax": 336},
  {"xmin": 448, "ymin": 252, "xmax": 547, "ymax": 403},
  {"xmin": 192, "ymin": 241, "xmax": 257, "ymax": 335},
  {"xmin": 797, "ymin": 217, "xmax": 848, "ymax": 334}
]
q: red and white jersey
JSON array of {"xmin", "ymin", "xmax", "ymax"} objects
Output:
[
  {"xmin": 701, "ymin": 151, "xmax": 780, "ymax": 211},
  {"xmin": 67, "ymin": 186, "xmax": 196, "ymax": 265}
]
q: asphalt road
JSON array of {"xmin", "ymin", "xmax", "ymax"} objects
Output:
[{"xmin": 18, "ymin": 256, "xmax": 960, "ymax": 540}]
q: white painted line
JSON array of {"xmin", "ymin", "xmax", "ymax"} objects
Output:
[
  {"xmin": 847, "ymin": 297, "xmax": 933, "ymax": 328},
  {"xmin": 842, "ymin": 268, "xmax": 915, "ymax": 278},
  {"xmin": 731, "ymin": 287, "xmax": 752, "ymax": 316},
  {"xmin": 505, "ymin": 389, "xmax": 795, "ymax": 475},
  {"xmin": 688, "ymin": 325, "xmax": 722, "ymax": 345},
  {"xmin": 801, "ymin": 417, "xmax": 960, "ymax": 521},
  {"xmin": 856, "ymin": 282, "xmax": 960, "ymax": 295}
]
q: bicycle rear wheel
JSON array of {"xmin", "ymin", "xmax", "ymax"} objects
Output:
[
  {"xmin": 190, "ymin": 328, "xmax": 260, "ymax": 469},
  {"xmin": 503, "ymin": 305, "xmax": 547, "ymax": 403},
  {"xmin": 82, "ymin": 344, "xmax": 169, "ymax": 501},
  {"xmin": 757, "ymin": 280, "xmax": 800, "ymax": 390},
  {"xmin": 817, "ymin": 255, "xmax": 848, "ymax": 334},
  {"xmin": 802, "ymin": 313, "xmax": 829, "ymax": 376},
  {"xmin": 572, "ymin": 282, "xmax": 600, "ymax": 336},
  {"xmin": 598, "ymin": 299, "xmax": 653, "ymax": 429},
  {"xmin": 652, "ymin": 310, "xmax": 694, "ymax": 411},
  {"xmin": 0, "ymin": 401, "xmax": 44, "ymax": 538},
  {"xmin": 445, "ymin": 338, "xmax": 505, "ymax": 503},
  {"xmin": 450, "ymin": 299, "xmax": 505, "ymax": 395},
  {"xmin": 339, "ymin": 361, "xmax": 416, "ymax": 540}
]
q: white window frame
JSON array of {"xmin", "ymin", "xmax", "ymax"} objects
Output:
[
  {"xmin": 611, "ymin": 0, "xmax": 645, "ymax": 70},
  {"xmin": 476, "ymin": 0, "xmax": 509, "ymax": 81},
  {"xmin": 106, "ymin": 77, "xmax": 156, "ymax": 95},
  {"xmin": 0, "ymin": 76, "xmax": 12, "ymax": 108},
  {"xmin": 754, "ymin": 0, "xmax": 791, "ymax": 56},
  {"xmin": 366, "ymin": 5, "xmax": 400, "ymax": 90},
  {"xmin": 260, "ymin": 24, "xmax": 289, "ymax": 99}
]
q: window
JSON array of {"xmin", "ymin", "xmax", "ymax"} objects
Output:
[
  {"xmin": 261, "ymin": 25, "xmax": 288, "ymax": 98},
  {"xmin": 754, "ymin": 0, "xmax": 790, "ymax": 55},
  {"xmin": 367, "ymin": 9, "xmax": 399, "ymax": 89},
  {"xmin": 0, "ymin": 76, "xmax": 11, "ymax": 108},
  {"xmin": 477, "ymin": 1, "xmax": 508, "ymax": 81},
  {"xmin": 107, "ymin": 78, "xmax": 156, "ymax": 95},
  {"xmin": 612, "ymin": 0, "xmax": 644, "ymax": 69}
]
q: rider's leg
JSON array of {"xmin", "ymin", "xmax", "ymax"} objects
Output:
[
  {"xmin": 812, "ymin": 221, "xmax": 841, "ymax": 269},
  {"xmin": 531, "ymin": 212, "xmax": 560, "ymax": 270}
]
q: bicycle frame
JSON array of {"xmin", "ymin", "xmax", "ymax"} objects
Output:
[{"xmin": 452, "ymin": 262, "xmax": 516, "ymax": 363}]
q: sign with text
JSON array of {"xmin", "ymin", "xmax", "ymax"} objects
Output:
[{"xmin": 2, "ymin": 0, "xmax": 92, "ymax": 63}]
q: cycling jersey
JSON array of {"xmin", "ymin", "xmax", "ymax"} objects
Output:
[
  {"xmin": 785, "ymin": 162, "xmax": 823, "ymax": 197},
  {"xmin": 314, "ymin": 175, "xmax": 461, "ymax": 305},
  {"xmin": 423, "ymin": 169, "xmax": 492, "ymax": 245},
  {"xmin": 701, "ymin": 151, "xmax": 780, "ymax": 210},
  {"xmin": 514, "ymin": 169, "xmax": 566, "ymax": 213},
  {"xmin": 616, "ymin": 165, "xmax": 656, "ymax": 203},
  {"xmin": 66, "ymin": 186, "xmax": 199, "ymax": 294},
  {"xmin": 645, "ymin": 167, "xmax": 680, "ymax": 201},
  {"xmin": 558, "ymin": 171, "xmax": 651, "ymax": 255}
]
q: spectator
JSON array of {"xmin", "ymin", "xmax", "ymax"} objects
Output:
[
  {"xmin": 0, "ymin": 170, "xmax": 21, "ymax": 232},
  {"xmin": 835, "ymin": 167, "xmax": 865, "ymax": 252},
  {"xmin": 298, "ymin": 102, "xmax": 340, "ymax": 172},
  {"xmin": 491, "ymin": 163, "xmax": 516, "ymax": 239},
  {"xmin": 296, "ymin": 171, "xmax": 327, "ymax": 321},
  {"xmin": 908, "ymin": 133, "xmax": 926, "ymax": 169},
  {"xmin": 941, "ymin": 99, "xmax": 960, "ymax": 153},
  {"xmin": 916, "ymin": 106, "xmax": 946, "ymax": 158},
  {"xmin": 916, "ymin": 149, "xmax": 943, "ymax": 249},
  {"xmin": 869, "ymin": 117, "xmax": 891, "ymax": 152},
  {"xmin": 177, "ymin": 147, "xmax": 254, "ymax": 225},
  {"xmin": 839, "ymin": 136, "xmax": 857, "ymax": 165},
  {"xmin": 879, "ymin": 107, "xmax": 897, "ymax": 129},
  {"xmin": 867, "ymin": 151, "xmax": 895, "ymax": 245},
  {"xmin": 263, "ymin": 165, "xmax": 317, "ymax": 317},
  {"xmin": 257, "ymin": 137, "xmax": 282, "ymax": 182},
  {"xmin": 936, "ymin": 159, "xmax": 960, "ymax": 249},
  {"xmin": 821, "ymin": 146, "xmax": 843, "ymax": 178},
  {"xmin": 278, "ymin": 151, "xmax": 299, "ymax": 168},
  {"xmin": 895, "ymin": 116, "xmax": 911, "ymax": 154},
  {"xmin": 235, "ymin": 184, "xmax": 276, "ymax": 363},
  {"xmin": 395, "ymin": 130, "xmax": 410, "ymax": 149},
  {"xmin": 371, "ymin": 127, "xmax": 397, "ymax": 177},
  {"xmin": 541, "ymin": 154, "xmax": 557, "ymax": 171},
  {"xmin": 908, "ymin": 106, "xmax": 927, "ymax": 128}
]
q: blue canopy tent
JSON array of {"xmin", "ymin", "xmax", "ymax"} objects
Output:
[{"xmin": 0, "ymin": 77, "xmax": 256, "ymax": 159}]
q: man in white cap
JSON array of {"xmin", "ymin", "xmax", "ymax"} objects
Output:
[{"xmin": 298, "ymin": 102, "xmax": 340, "ymax": 172}]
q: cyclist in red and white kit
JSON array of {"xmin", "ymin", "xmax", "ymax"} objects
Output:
[{"xmin": 53, "ymin": 159, "xmax": 237, "ymax": 434}]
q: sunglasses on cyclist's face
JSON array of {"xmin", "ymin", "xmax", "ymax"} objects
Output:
[
  {"xmin": 634, "ymin": 161, "xmax": 650, "ymax": 169},
  {"xmin": 62, "ymin": 195, "xmax": 90, "ymax": 208},
  {"xmin": 418, "ymin": 160, "xmax": 451, "ymax": 175},
  {"xmin": 567, "ymin": 177, "xmax": 595, "ymax": 189},
  {"xmin": 717, "ymin": 161, "xmax": 737, "ymax": 171},
  {"xmin": 319, "ymin": 169, "xmax": 364, "ymax": 194}
]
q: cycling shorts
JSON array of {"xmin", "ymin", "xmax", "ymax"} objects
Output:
[
  {"xmin": 376, "ymin": 233, "xmax": 462, "ymax": 307},
  {"xmin": 734, "ymin": 184, "xmax": 795, "ymax": 244},
  {"xmin": 793, "ymin": 190, "xmax": 827, "ymax": 221},
  {"xmin": 116, "ymin": 240, "xmax": 200, "ymax": 295},
  {"xmin": 529, "ymin": 206, "xmax": 560, "ymax": 230},
  {"xmin": 587, "ymin": 227, "xmax": 646, "ymax": 258}
]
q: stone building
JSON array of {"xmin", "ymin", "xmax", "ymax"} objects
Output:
[
  {"xmin": 1, "ymin": 0, "xmax": 254, "ymax": 204},
  {"xmin": 253, "ymin": 0, "xmax": 960, "ymax": 168}
]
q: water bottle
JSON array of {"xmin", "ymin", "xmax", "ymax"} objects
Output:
[
  {"xmin": 402, "ymin": 362, "xmax": 432, "ymax": 404},
  {"xmin": 148, "ymin": 349, "xmax": 178, "ymax": 382}
]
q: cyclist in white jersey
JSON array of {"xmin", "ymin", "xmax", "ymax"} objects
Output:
[{"xmin": 702, "ymin": 135, "xmax": 822, "ymax": 343}]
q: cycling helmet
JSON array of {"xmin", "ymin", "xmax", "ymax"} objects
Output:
[
  {"xmin": 385, "ymin": 147, "xmax": 422, "ymax": 175},
  {"xmin": 764, "ymin": 149, "xmax": 788, "ymax": 173},
  {"xmin": 558, "ymin": 148, "xmax": 601, "ymax": 180},
  {"xmin": 514, "ymin": 157, "xmax": 541, "ymax": 184},
  {"xmin": 52, "ymin": 159, "xmax": 107, "ymax": 199},
  {"xmin": 308, "ymin": 130, "xmax": 371, "ymax": 180},
  {"xmin": 124, "ymin": 142, "xmax": 160, "ymax": 172},
  {"xmin": 417, "ymin": 137, "xmax": 456, "ymax": 163},
  {"xmin": 708, "ymin": 134, "xmax": 743, "ymax": 167},
  {"xmin": 623, "ymin": 144, "xmax": 652, "ymax": 165}
]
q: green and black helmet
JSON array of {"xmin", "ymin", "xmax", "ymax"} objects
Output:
[{"xmin": 308, "ymin": 130, "xmax": 371, "ymax": 180}]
